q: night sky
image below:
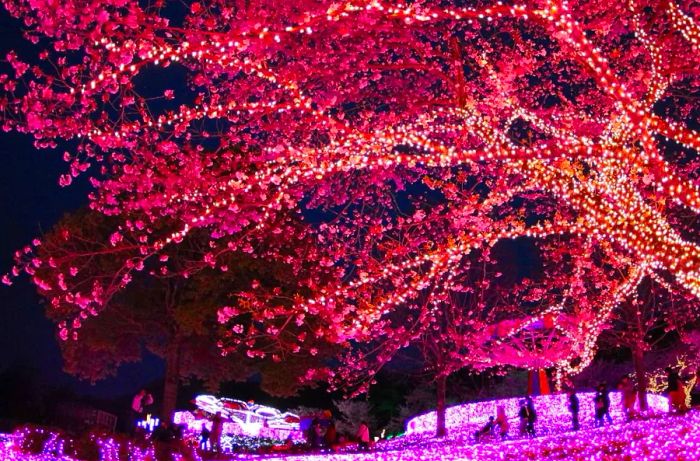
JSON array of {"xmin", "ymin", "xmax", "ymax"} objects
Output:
[{"xmin": 0, "ymin": 9, "xmax": 162, "ymax": 400}]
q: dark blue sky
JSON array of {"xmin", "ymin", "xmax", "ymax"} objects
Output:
[
  {"xmin": 0, "ymin": 9, "xmax": 163, "ymax": 399},
  {"xmin": 0, "ymin": 132, "xmax": 165, "ymax": 398}
]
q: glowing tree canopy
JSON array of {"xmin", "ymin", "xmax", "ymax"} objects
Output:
[{"xmin": 2, "ymin": 0, "xmax": 700, "ymax": 384}]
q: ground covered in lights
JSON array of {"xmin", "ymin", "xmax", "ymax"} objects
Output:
[{"xmin": 3, "ymin": 410, "xmax": 700, "ymax": 461}]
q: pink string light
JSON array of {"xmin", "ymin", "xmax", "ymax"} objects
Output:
[{"xmin": 4, "ymin": 409, "xmax": 700, "ymax": 460}]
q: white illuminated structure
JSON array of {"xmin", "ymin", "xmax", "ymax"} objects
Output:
[{"xmin": 173, "ymin": 394, "xmax": 304, "ymax": 442}]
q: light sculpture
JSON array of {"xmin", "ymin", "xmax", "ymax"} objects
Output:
[{"xmin": 173, "ymin": 394, "xmax": 302, "ymax": 439}]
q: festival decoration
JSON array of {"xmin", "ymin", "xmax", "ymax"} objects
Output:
[{"xmin": 173, "ymin": 395, "xmax": 302, "ymax": 440}]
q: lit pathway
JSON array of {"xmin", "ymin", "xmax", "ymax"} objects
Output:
[{"xmin": 2, "ymin": 411, "xmax": 699, "ymax": 461}]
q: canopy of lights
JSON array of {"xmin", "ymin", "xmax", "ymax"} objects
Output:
[{"xmin": 2, "ymin": 0, "xmax": 700, "ymax": 383}]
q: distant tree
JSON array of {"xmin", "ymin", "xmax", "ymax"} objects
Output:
[
  {"xmin": 327, "ymin": 234, "xmax": 627, "ymax": 437},
  {"xmin": 601, "ymin": 276, "xmax": 700, "ymax": 410},
  {"xmin": 383, "ymin": 381, "xmax": 436, "ymax": 436},
  {"xmin": 285, "ymin": 405, "xmax": 326, "ymax": 421},
  {"xmin": 34, "ymin": 209, "xmax": 327, "ymax": 421},
  {"xmin": 334, "ymin": 398, "xmax": 376, "ymax": 438},
  {"xmin": 367, "ymin": 372, "xmax": 410, "ymax": 434}
]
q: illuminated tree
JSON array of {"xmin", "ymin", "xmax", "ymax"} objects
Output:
[
  {"xmin": 322, "ymin": 233, "xmax": 629, "ymax": 436},
  {"xmin": 2, "ymin": 0, "xmax": 700, "ymax": 392}
]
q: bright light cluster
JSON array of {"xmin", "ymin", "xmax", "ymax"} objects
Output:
[
  {"xmin": 173, "ymin": 394, "xmax": 303, "ymax": 440},
  {"xmin": 3, "ymin": 0, "xmax": 700, "ymax": 381},
  {"xmin": 1, "ymin": 427, "xmax": 185, "ymax": 461},
  {"xmin": 173, "ymin": 413, "xmax": 304, "ymax": 445},
  {"xmin": 404, "ymin": 392, "xmax": 669, "ymax": 436},
  {"xmin": 4, "ymin": 410, "xmax": 700, "ymax": 461},
  {"xmin": 172, "ymin": 414, "xmax": 304, "ymax": 451}
]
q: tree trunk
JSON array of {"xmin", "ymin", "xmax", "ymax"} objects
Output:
[
  {"xmin": 632, "ymin": 344, "xmax": 648, "ymax": 411},
  {"xmin": 161, "ymin": 339, "xmax": 182, "ymax": 422},
  {"xmin": 435, "ymin": 375, "xmax": 447, "ymax": 438}
]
